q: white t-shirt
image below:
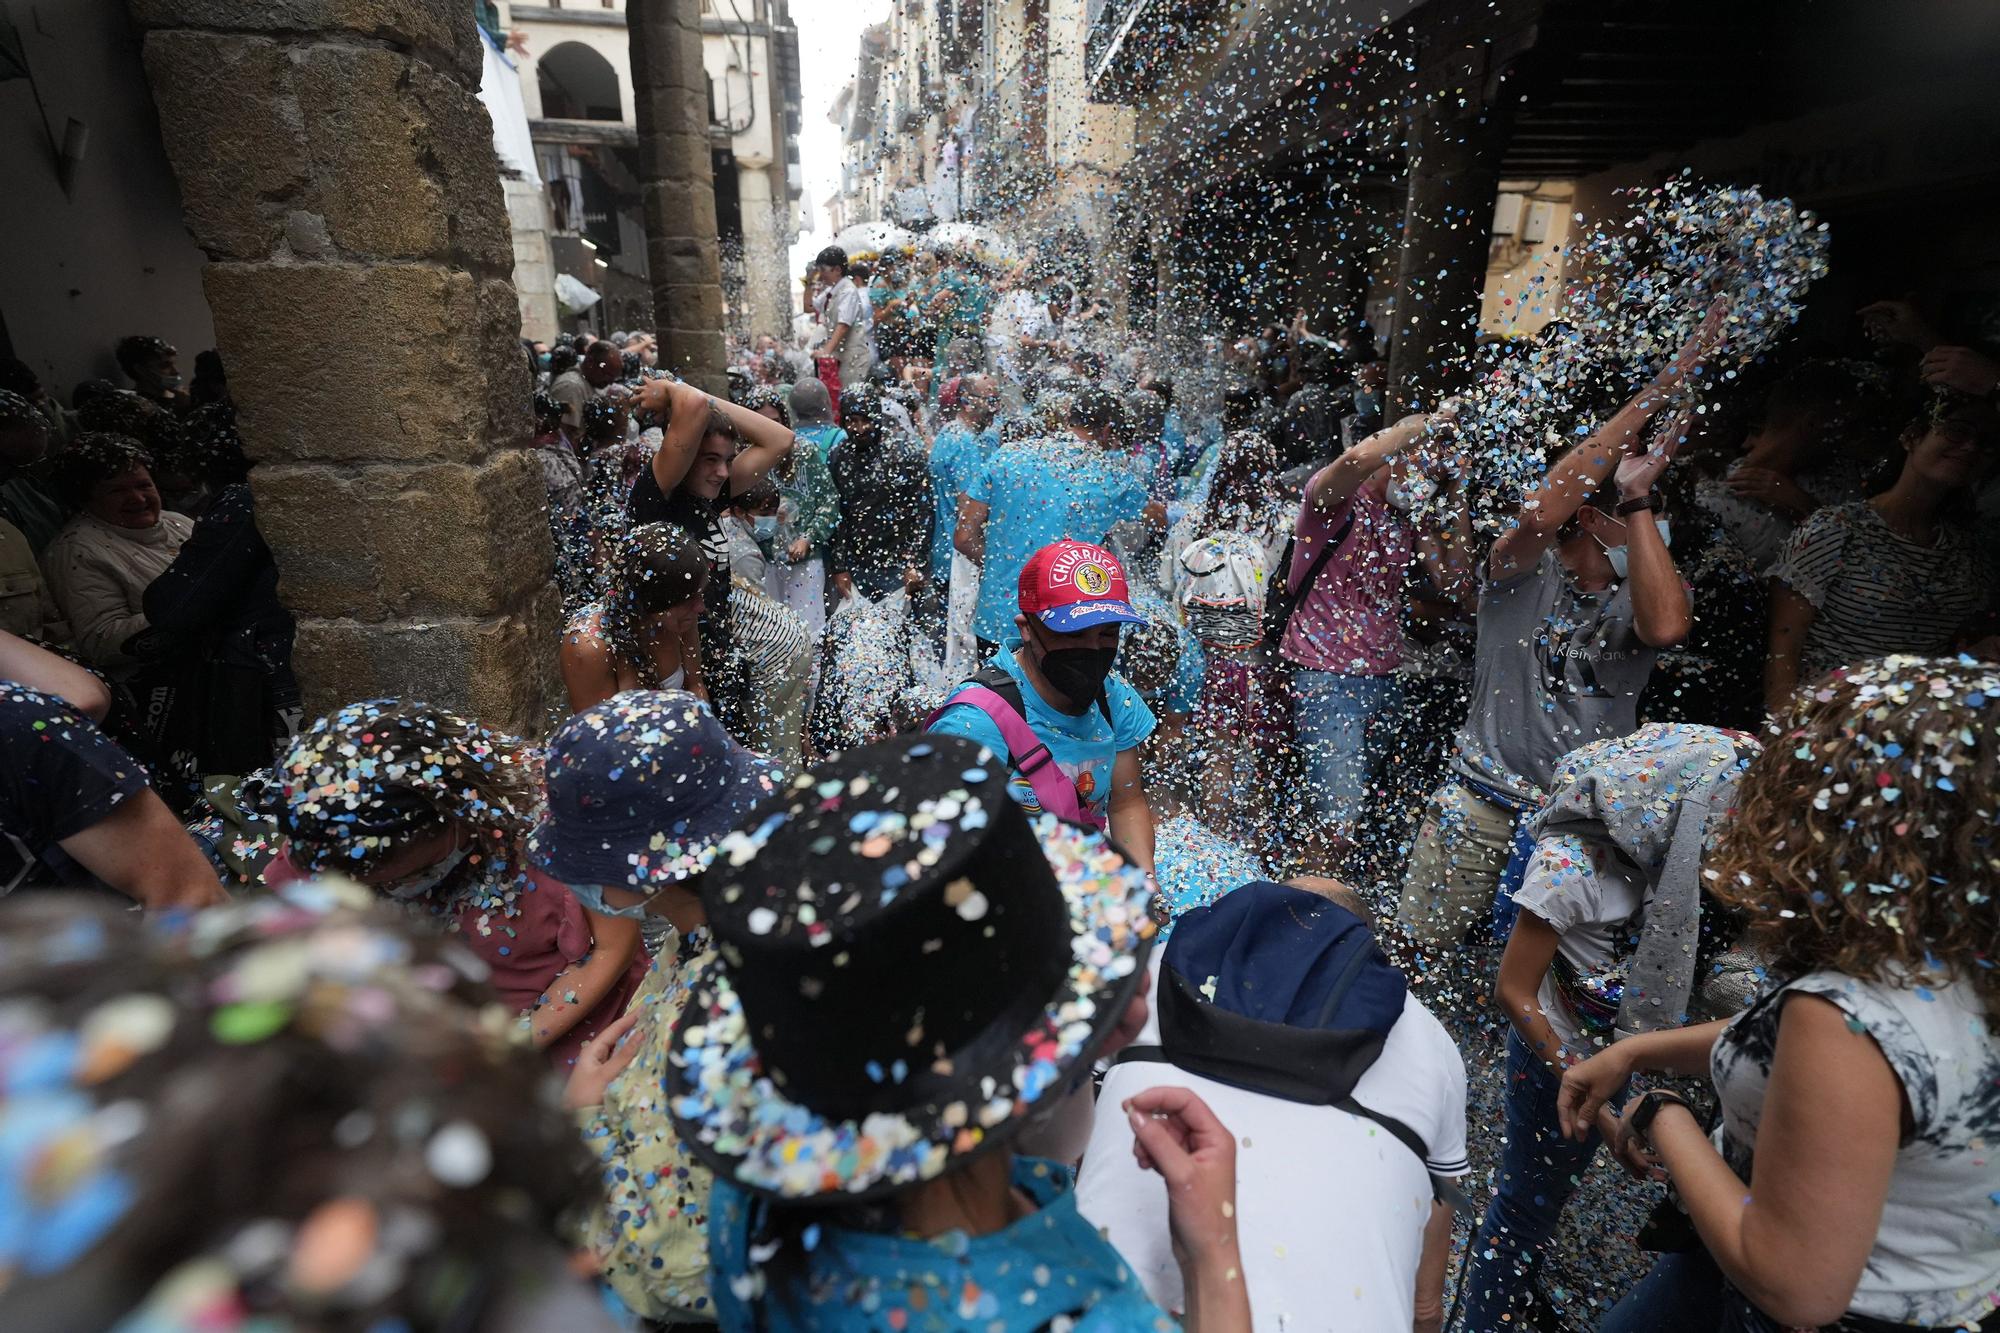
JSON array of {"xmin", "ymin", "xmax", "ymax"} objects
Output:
[
  {"xmin": 1077, "ymin": 973, "xmax": 1468, "ymax": 1332},
  {"xmin": 816, "ymin": 277, "xmax": 874, "ymax": 382},
  {"xmin": 1510, "ymin": 831, "xmax": 1646, "ymax": 1052}
]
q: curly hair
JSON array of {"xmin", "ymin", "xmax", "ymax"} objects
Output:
[{"xmin": 1708, "ymin": 654, "xmax": 2000, "ymax": 1012}]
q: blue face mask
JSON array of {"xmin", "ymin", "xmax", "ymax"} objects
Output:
[
  {"xmin": 752, "ymin": 515, "xmax": 778, "ymax": 542},
  {"xmin": 376, "ymin": 841, "xmax": 470, "ymax": 902},
  {"xmin": 1600, "ymin": 517, "xmax": 1672, "ymax": 581},
  {"xmin": 566, "ymin": 881, "xmax": 653, "ymax": 920},
  {"xmin": 537, "ymin": 353, "xmax": 553, "ymax": 370}
]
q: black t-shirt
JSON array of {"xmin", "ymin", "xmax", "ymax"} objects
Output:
[{"xmin": 0, "ymin": 684, "xmax": 151, "ymax": 893}]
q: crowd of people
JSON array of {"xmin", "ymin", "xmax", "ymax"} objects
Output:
[{"xmin": 2, "ymin": 226, "xmax": 1999, "ymax": 1333}]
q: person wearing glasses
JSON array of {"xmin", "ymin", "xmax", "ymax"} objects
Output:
[{"xmin": 1764, "ymin": 399, "xmax": 1999, "ymax": 711}]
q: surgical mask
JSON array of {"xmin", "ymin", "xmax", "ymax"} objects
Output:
[
  {"xmin": 1600, "ymin": 517, "xmax": 1671, "ymax": 581},
  {"xmin": 537, "ymin": 353, "xmax": 552, "ymax": 370},
  {"xmin": 1034, "ymin": 634, "xmax": 1118, "ymax": 706},
  {"xmin": 565, "ymin": 881, "xmax": 653, "ymax": 920},
  {"xmin": 376, "ymin": 841, "xmax": 469, "ymax": 901},
  {"xmin": 1354, "ymin": 390, "xmax": 1381, "ymax": 419},
  {"xmin": 752, "ymin": 515, "xmax": 778, "ymax": 542},
  {"xmin": 161, "ymin": 374, "xmax": 184, "ymax": 390}
]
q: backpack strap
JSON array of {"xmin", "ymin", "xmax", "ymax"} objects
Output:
[
  {"xmin": 927, "ymin": 670, "xmax": 1098, "ymax": 828},
  {"xmin": 1286, "ymin": 505, "xmax": 1356, "ymax": 596},
  {"xmin": 1109, "ymin": 1044, "xmax": 1471, "ymax": 1216}
]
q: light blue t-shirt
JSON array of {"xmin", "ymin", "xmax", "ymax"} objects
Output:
[
  {"xmin": 709, "ymin": 1158, "xmax": 1177, "ymax": 1333},
  {"xmin": 926, "ymin": 420, "xmax": 999, "ymax": 586},
  {"xmin": 927, "ymin": 645, "xmax": 1156, "ymax": 827},
  {"xmin": 964, "ymin": 434, "xmax": 1150, "ymax": 644}
]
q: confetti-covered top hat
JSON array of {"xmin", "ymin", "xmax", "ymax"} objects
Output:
[
  {"xmin": 667, "ymin": 735, "xmax": 1155, "ymax": 1202},
  {"xmin": 529, "ymin": 690, "xmax": 780, "ymax": 889}
]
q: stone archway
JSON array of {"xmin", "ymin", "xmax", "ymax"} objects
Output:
[{"xmin": 127, "ymin": 0, "xmax": 560, "ymax": 735}]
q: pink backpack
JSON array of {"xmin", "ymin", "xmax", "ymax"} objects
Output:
[{"xmin": 925, "ymin": 667, "xmax": 1107, "ymax": 830}]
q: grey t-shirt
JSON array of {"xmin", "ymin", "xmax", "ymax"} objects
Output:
[{"xmin": 1451, "ymin": 551, "xmax": 1659, "ymax": 801}]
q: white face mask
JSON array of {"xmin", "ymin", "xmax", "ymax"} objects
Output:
[
  {"xmin": 377, "ymin": 841, "xmax": 470, "ymax": 902},
  {"xmin": 1600, "ymin": 517, "xmax": 1672, "ymax": 581}
]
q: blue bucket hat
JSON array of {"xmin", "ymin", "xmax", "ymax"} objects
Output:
[{"xmin": 528, "ymin": 690, "xmax": 780, "ymax": 890}]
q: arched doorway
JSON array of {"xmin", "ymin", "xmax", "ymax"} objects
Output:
[{"xmin": 537, "ymin": 42, "xmax": 622, "ymax": 121}]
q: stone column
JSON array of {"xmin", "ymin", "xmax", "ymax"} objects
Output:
[
  {"xmin": 1386, "ymin": 46, "xmax": 1523, "ymax": 411},
  {"xmin": 129, "ymin": 0, "xmax": 560, "ymax": 736},
  {"xmin": 629, "ymin": 0, "xmax": 728, "ymax": 392}
]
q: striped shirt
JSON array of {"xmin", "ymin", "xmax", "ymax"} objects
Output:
[{"xmin": 1772, "ymin": 501, "xmax": 1991, "ymax": 679}]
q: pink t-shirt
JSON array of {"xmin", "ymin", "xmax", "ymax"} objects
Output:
[
  {"xmin": 1278, "ymin": 474, "xmax": 1412, "ymax": 676},
  {"xmin": 265, "ymin": 851, "xmax": 648, "ymax": 1071}
]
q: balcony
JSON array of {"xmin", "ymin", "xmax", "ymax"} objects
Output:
[{"xmin": 1086, "ymin": 0, "xmax": 1222, "ymax": 103}]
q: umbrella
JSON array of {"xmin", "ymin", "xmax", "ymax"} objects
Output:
[
  {"xmin": 832, "ymin": 221, "xmax": 915, "ymax": 257},
  {"xmin": 922, "ymin": 222, "xmax": 1016, "ymax": 261}
]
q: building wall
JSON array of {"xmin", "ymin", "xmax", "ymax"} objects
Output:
[
  {"xmin": 513, "ymin": 8, "xmax": 635, "ymax": 124},
  {"xmin": 701, "ymin": 23, "xmax": 775, "ymax": 167},
  {"xmin": 1479, "ymin": 181, "xmax": 1575, "ymax": 338},
  {"xmin": 508, "ymin": 0, "xmax": 797, "ymax": 340},
  {"xmin": 505, "ymin": 176, "xmax": 560, "ymax": 343},
  {"xmin": 0, "ymin": 0, "xmax": 215, "ymax": 397}
]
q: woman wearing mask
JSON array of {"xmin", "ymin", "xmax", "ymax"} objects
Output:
[
  {"xmin": 267, "ymin": 698, "xmax": 648, "ymax": 1071},
  {"xmin": 536, "ymin": 691, "xmax": 781, "ymax": 1326},
  {"xmin": 1569, "ymin": 655, "xmax": 2000, "ymax": 1333},
  {"xmin": 748, "ymin": 383, "xmax": 839, "ymax": 640},
  {"xmin": 561, "ymin": 522, "xmax": 709, "ymax": 712},
  {"xmin": 1764, "ymin": 400, "xmax": 1997, "ymax": 713},
  {"xmin": 42, "ymin": 432, "xmax": 193, "ymax": 674}
]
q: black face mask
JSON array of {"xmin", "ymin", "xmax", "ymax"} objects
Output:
[{"xmin": 1035, "ymin": 640, "xmax": 1117, "ymax": 709}]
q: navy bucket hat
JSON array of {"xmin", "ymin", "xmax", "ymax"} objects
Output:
[{"xmin": 528, "ymin": 690, "xmax": 780, "ymax": 890}]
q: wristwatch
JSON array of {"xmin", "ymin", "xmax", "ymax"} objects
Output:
[
  {"xmin": 1616, "ymin": 492, "xmax": 1661, "ymax": 516},
  {"xmin": 1627, "ymin": 1089, "xmax": 1692, "ymax": 1148}
]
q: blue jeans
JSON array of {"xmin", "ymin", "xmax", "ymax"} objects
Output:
[
  {"xmin": 1599, "ymin": 1246, "xmax": 1806, "ymax": 1333},
  {"xmin": 1461, "ymin": 1029, "xmax": 1625, "ymax": 1329},
  {"xmin": 1291, "ymin": 669, "xmax": 1400, "ymax": 830}
]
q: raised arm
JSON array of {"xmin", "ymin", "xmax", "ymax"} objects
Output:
[
  {"xmin": 1614, "ymin": 408, "xmax": 1694, "ymax": 649},
  {"xmin": 721, "ymin": 399, "xmax": 800, "ymax": 494},
  {"xmin": 1304, "ymin": 412, "xmax": 1437, "ymax": 515},
  {"xmin": 638, "ymin": 378, "xmax": 717, "ymax": 498},
  {"xmin": 1489, "ymin": 303, "xmax": 1725, "ymax": 580}
]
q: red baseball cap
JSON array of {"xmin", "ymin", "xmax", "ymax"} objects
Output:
[{"xmin": 1017, "ymin": 540, "xmax": 1148, "ymax": 632}]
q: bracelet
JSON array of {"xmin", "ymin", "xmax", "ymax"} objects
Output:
[{"xmin": 1615, "ymin": 493, "xmax": 1660, "ymax": 516}]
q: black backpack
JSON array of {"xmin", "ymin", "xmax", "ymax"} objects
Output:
[{"xmin": 1259, "ymin": 507, "xmax": 1353, "ymax": 648}]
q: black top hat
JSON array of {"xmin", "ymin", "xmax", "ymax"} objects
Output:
[{"xmin": 666, "ymin": 735, "xmax": 1155, "ymax": 1202}]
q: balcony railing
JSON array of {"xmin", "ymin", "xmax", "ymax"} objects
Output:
[{"xmin": 1086, "ymin": 0, "xmax": 1220, "ymax": 103}]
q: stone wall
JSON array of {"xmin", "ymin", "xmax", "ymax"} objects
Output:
[
  {"xmin": 128, "ymin": 0, "xmax": 560, "ymax": 735},
  {"xmin": 630, "ymin": 0, "xmax": 727, "ymax": 391}
]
